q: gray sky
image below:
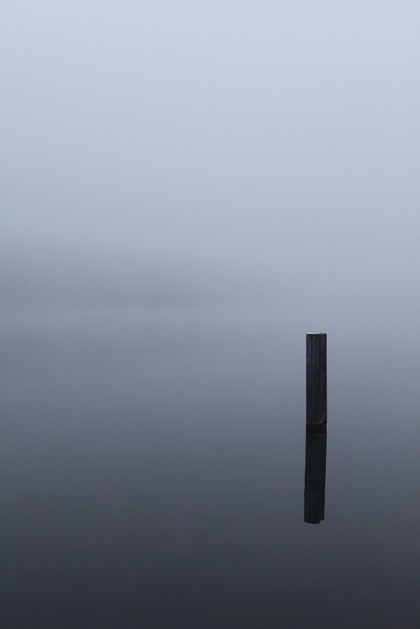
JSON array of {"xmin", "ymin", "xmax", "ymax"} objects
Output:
[{"xmin": 1, "ymin": 0, "xmax": 419, "ymax": 280}]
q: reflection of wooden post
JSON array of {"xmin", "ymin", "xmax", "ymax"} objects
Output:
[
  {"xmin": 306, "ymin": 333, "xmax": 327, "ymax": 427},
  {"xmin": 304, "ymin": 428, "xmax": 327, "ymax": 524}
]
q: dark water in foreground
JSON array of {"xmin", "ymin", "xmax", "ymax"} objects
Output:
[{"xmin": 1, "ymin": 312, "xmax": 419, "ymax": 628}]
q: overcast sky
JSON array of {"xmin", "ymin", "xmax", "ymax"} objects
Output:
[{"xmin": 1, "ymin": 0, "xmax": 419, "ymax": 285}]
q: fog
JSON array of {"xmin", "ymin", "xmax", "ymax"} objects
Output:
[
  {"xmin": 1, "ymin": 3, "xmax": 419, "ymax": 628},
  {"xmin": 1, "ymin": 1, "xmax": 419, "ymax": 280}
]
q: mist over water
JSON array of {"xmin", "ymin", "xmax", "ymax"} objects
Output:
[
  {"xmin": 1, "ymin": 0, "xmax": 419, "ymax": 626},
  {"xmin": 1, "ymin": 245, "xmax": 419, "ymax": 628}
]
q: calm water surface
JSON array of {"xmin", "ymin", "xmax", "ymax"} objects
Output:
[{"xmin": 1, "ymin": 311, "xmax": 419, "ymax": 628}]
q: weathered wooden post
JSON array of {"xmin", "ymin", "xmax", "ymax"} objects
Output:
[
  {"xmin": 306, "ymin": 333, "xmax": 327, "ymax": 427},
  {"xmin": 304, "ymin": 428, "xmax": 327, "ymax": 523}
]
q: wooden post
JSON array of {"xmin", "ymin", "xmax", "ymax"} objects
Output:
[
  {"xmin": 304, "ymin": 428, "xmax": 327, "ymax": 524},
  {"xmin": 306, "ymin": 333, "xmax": 327, "ymax": 427}
]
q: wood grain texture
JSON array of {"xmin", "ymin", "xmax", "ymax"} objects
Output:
[{"xmin": 306, "ymin": 333, "xmax": 327, "ymax": 426}]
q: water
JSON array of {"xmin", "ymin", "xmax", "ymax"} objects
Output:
[{"xmin": 1, "ymin": 310, "xmax": 419, "ymax": 628}]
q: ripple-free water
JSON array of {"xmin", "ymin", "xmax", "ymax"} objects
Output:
[{"xmin": 1, "ymin": 312, "xmax": 419, "ymax": 628}]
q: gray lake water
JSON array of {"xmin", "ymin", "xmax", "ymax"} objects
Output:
[{"xmin": 1, "ymin": 311, "xmax": 419, "ymax": 628}]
